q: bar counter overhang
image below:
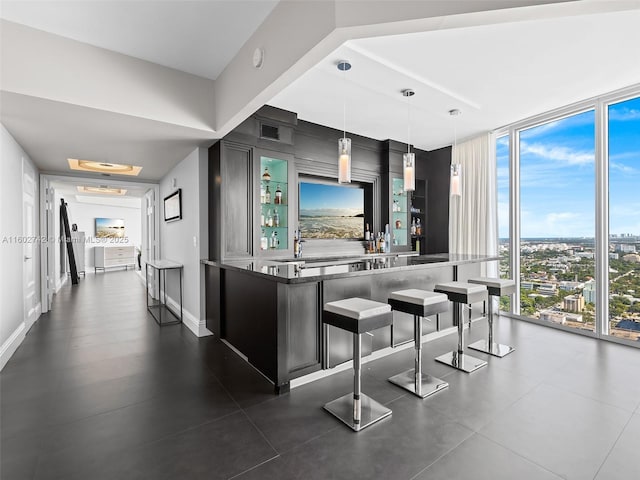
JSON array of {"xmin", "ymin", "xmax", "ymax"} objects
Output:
[{"xmin": 203, "ymin": 253, "xmax": 498, "ymax": 393}]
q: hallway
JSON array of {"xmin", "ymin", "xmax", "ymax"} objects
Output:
[{"xmin": 1, "ymin": 271, "xmax": 639, "ymax": 480}]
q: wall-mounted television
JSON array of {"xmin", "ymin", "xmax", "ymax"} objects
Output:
[
  {"xmin": 95, "ymin": 218, "xmax": 125, "ymax": 238},
  {"xmin": 299, "ymin": 179, "xmax": 364, "ymax": 239}
]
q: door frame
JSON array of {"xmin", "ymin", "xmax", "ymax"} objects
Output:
[{"xmin": 39, "ymin": 173, "xmax": 160, "ymax": 311}]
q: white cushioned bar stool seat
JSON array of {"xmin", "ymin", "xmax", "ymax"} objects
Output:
[
  {"xmin": 387, "ymin": 289, "xmax": 449, "ymax": 398},
  {"xmin": 468, "ymin": 277, "xmax": 516, "ymax": 297},
  {"xmin": 433, "ymin": 282, "xmax": 488, "ymax": 374},
  {"xmin": 322, "ymin": 298, "xmax": 393, "ymax": 431},
  {"xmin": 466, "ymin": 277, "xmax": 516, "ymax": 358}
]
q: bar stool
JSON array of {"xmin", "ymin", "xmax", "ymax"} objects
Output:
[
  {"xmin": 467, "ymin": 277, "xmax": 516, "ymax": 357},
  {"xmin": 434, "ymin": 282, "xmax": 488, "ymax": 373},
  {"xmin": 388, "ymin": 289, "xmax": 449, "ymax": 398},
  {"xmin": 323, "ymin": 297, "xmax": 393, "ymax": 431}
]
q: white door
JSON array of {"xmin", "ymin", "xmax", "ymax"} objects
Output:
[
  {"xmin": 40, "ymin": 178, "xmax": 55, "ymax": 313},
  {"xmin": 144, "ymin": 189, "xmax": 157, "ymax": 298},
  {"xmin": 23, "ymin": 159, "xmax": 37, "ymax": 330}
]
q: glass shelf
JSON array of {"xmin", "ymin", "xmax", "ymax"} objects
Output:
[{"xmin": 259, "ymin": 156, "xmax": 288, "ymax": 251}]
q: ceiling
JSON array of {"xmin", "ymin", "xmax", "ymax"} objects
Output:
[
  {"xmin": 50, "ymin": 178, "xmax": 146, "ymax": 209},
  {"xmin": 0, "ymin": 0, "xmax": 279, "ymax": 80},
  {"xmin": 2, "ymin": 2, "xmax": 640, "ymax": 183},
  {"xmin": 269, "ymin": 9, "xmax": 640, "ymax": 151},
  {"xmin": 1, "ymin": 91, "xmax": 215, "ymax": 181}
]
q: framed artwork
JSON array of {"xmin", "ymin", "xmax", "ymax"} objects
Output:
[
  {"xmin": 164, "ymin": 189, "xmax": 182, "ymax": 222},
  {"xmin": 95, "ymin": 218, "xmax": 125, "ymax": 238}
]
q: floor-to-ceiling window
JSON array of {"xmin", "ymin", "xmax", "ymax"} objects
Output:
[
  {"xmin": 496, "ymin": 134, "xmax": 511, "ymax": 312},
  {"xmin": 607, "ymin": 95, "xmax": 640, "ymax": 341},
  {"xmin": 518, "ymin": 110, "xmax": 596, "ymax": 332},
  {"xmin": 499, "ymin": 86, "xmax": 640, "ymax": 347}
]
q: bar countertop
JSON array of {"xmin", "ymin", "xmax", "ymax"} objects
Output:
[{"xmin": 201, "ymin": 253, "xmax": 500, "ymax": 284}]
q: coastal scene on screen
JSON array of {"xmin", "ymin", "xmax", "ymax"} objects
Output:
[
  {"xmin": 95, "ymin": 218, "xmax": 125, "ymax": 238},
  {"xmin": 299, "ymin": 182, "xmax": 364, "ymax": 238}
]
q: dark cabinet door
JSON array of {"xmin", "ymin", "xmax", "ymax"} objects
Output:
[{"xmin": 221, "ymin": 142, "xmax": 253, "ymax": 258}]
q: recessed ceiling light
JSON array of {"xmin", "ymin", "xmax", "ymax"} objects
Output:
[
  {"xmin": 77, "ymin": 186, "xmax": 127, "ymax": 195},
  {"xmin": 68, "ymin": 159, "xmax": 142, "ymax": 176}
]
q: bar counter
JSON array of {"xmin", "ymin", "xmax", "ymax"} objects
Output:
[{"xmin": 203, "ymin": 253, "xmax": 499, "ymax": 393}]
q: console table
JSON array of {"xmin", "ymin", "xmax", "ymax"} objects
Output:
[{"xmin": 146, "ymin": 260, "xmax": 183, "ymax": 326}]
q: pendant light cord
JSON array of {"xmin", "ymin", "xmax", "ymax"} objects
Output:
[
  {"xmin": 407, "ymin": 94, "xmax": 411, "ymax": 154},
  {"xmin": 342, "ymin": 66, "xmax": 346, "ymax": 141}
]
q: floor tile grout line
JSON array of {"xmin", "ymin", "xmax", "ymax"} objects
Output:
[
  {"xmin": 407, "ymin": 425, "xmax": 476, "ymax": 480},
  {"xmin": 590, "ymin": 411, "xmax": 635, "ymax": 480},
  {"xmin": 475, "ymin": 431, "xmax": 566, "ymax": 479},
  {"xmin": 226, "ymin": 453, "xmax": 281, "ymax": 480},
  {"xmin": 536, "ymin": 378, "xmax": 638, "ymax": 414}
]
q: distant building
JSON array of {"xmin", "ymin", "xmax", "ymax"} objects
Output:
[
  {"xmin": 521, "ymin": 281, "xmax": 534, "ymax": 290},
  {"xmin": 540, "ymin": 310, "xmax": 566, "ymax": 325},
  {"xmin": 564, "ymin": 294, "xmax": 585, "ymax": 312},
  {"xmin": 559, "ymin": 281, "xmax": 584, "ymax": 291},
  {"xmin": 623, "ymin": 253, "xmax": 640, "ymax": 263},
  {"xmin": 538, "ymin": 284, "xmax": 557, "ymax": 295},
  {"xmin": 617, "ymin": 244, "xmax": 637, "ymax": 253},
  {"xmin": 575, "ymin": 252, "xmax": 595, "ymax": 259},
  {"xmin": 583, "ymin": 280, "xmax": 596, "ymax": 304},
  {"xmin": 566, "ymin": 313, "xmax": 584, "ymax": 323},
  {"xmin": 609, "ymin": 253, "xmax": 619, "ymax": 260}
]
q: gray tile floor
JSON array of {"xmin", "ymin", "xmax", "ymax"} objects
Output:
[{"xmin": 1, "ymin": 271, "xmax": 639, "ymax": 480}]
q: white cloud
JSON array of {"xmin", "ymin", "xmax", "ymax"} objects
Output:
[
  {"xmin": 520, "ymin": 141, "xmax": 593, "ymax": 165},
  {"xmin": 609, "ymin": 108, "xmax": 640, "ymax": 121},
  {"xmin": 610, "ymin": 162, "xmax": 638, "ymax": 174}
]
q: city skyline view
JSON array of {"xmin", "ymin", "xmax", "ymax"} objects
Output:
[{"xmin": 497, "ymin": 96, "xmax": 640, "ymax": 239}]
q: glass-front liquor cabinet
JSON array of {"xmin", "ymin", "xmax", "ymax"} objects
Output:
[
  {"xmin": 391, "ymin": 177, "xmax": 409, "ymax": 248},
  {"xmin": 257, "ymin": 152, "xmax": 294, "ymax": 256}
]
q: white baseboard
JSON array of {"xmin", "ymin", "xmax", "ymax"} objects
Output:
[
  {"xmin": 0, "ymin": 322, "xmax": 26, "ymax": 371},
  {"xmin": 163, "ymin": 294, "xmax": 212, "ymax": 338},
  {"xmin": 25, "ymin": 302, "xmax": 42, "ymax": 332},
  {"xmin": 54, "ymin": 274, "xmax": 68, "ymax": 293}
]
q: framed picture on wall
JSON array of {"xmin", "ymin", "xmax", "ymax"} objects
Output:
[
  {"xmin": 95, "ymin": 218, "xmax": 125, "ymax": 238},
  {"xmin": 164, "ymin": 189, "xmax": 182, "ymax": 222}
]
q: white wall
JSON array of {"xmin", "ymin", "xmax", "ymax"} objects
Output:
[
  {"xmin": 159, "ymin": 147, "xmax": 210, "ymax": 337},
  {"xmin": 62, "ymin": 197, "xmax": 142, "ymax": 270},
  {"xmin": 1, "ymin": 124, "xmax": 40, "ymax": 370}
]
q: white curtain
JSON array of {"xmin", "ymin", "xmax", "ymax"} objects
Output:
[{"xmin": 449, "ymin": 132, "xmax": 498, "ymax": 277}]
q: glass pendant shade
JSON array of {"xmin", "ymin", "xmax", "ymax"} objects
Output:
[
  {"xmin": 338, "ymin": 137, "xmax": 352, "ymax": 184},
  {"xmin": 403, "ymin": 152, "xmax": 415, "ymax": 192},
  {"xmin": 450, "ymin": 163, "xmax": 462, "ymax": 196}
]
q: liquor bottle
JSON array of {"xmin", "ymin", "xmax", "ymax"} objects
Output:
[
  {"xmin": 364, "ymin": 223, "xmax": 370, "ymax": 241},
  {"xmin": 273, "ymin": 209, "xmax": 280, "ymax": 227},
  {"xmin": 411, "ymin": 217, "xmax": 416, "ymax": 235},
  {"xmin": 416, "ymin": 218, "xmax": 422, "ymax": 236},
  {"xmin": 260, "ymin": 230, "xmax": 268, "ymax": 250},
  {"xmin": 260, "ymin": 210, "xmax": 265, "ymax": 227},
  {"xmin": 275, "ymin": 184, "xmax": 282, "ymax": 205},
  {"xmin": 270, "ymin": 231, "xmax": 279, "ymax": 249},
  {"xmin": 262, "ymin": 167, "xmax": 271, "ymax": 182},
  {"xmin": 260, "ymin": 186, "xmax": 266, "ymax": 204},
  {"xmin": 265, "ymin": 185, "xmax": 271, "ymax": 204},
  {"xmin": 415, "ymin": 239, "xmax": 420, "ymax": 253},
  {"xmin": 266, "ymin": 209, "xmax": 273, "ymax": 227},
  {"xmin": 293, "ymin": 229, "xmax": 300, "ymax": 258}
]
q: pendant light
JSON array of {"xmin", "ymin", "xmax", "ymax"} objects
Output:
[
  {"xmin": 337, "ymin": 60, "xmax": 352, "ymax": 184},
  {"xmin": 449, "ymin": 109, "xmax": 462, "ymax": 197},
  {"xmin": 402, "ymin": 89, "xmax": 416, "ymax": 192}
]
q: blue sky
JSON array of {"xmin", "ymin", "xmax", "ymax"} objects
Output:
[
  {"xmin": 299, "ymin": 182, "xmax": 364, "ymax": 216},
  {"xmin": 498, "ymin": 96, "xmax": 640, "ymax": 239}
]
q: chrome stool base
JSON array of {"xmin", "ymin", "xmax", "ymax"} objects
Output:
[
  {"xmin": 388, "ymin": 369, "xmax": 448, "ymax": 399},
  {"xmin": 468, "ymin": 339, "xmax": 515, "ymax": 358},
  {"xmin": 435, "ymin": 351, "xmax": 487, "ymax": 374},
  {"xmin": 324, "ymin": 393, "xmax": 391, "ymax": 432}
]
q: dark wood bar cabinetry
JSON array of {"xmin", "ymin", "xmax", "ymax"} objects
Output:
[{"xmin": 204, "ymin": 254, "xmax": 496, "ymax": 393}]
